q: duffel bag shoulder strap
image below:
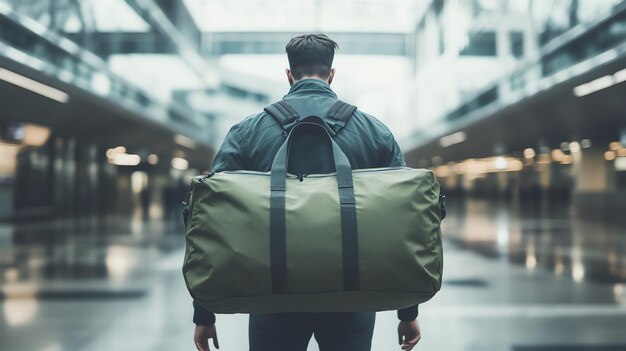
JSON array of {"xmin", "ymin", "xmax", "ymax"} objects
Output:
[
  {"xmin": 270, "ymin": 116, "xmax": 359, "ymax": 294},
  {"xmin": 326, "ymin": 100, "xmax": 357, "ymax": 134},
  {"xmin": 264, "ymin": 100, "xmax": 300, "ymax": 131}
]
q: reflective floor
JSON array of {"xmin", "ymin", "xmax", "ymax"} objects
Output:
[{"xmin": 1, "ymin": 199, "xmax": 626, "ymax": 351}]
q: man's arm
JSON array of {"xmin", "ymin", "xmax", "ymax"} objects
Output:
[
  {"xmin": 380, "ymin": 131, "xmax": 420, "ymax": 316},
  {"xmin": 194, "ymin": 301, "xmax": 218, "ymax": 351},
  {"xmin": 193, "ymin": 301, "xmax": 216, "ymax": 325},
  {"xmin": 380, "ymin": 132, "xmax": 406, "ymax": 168},
  {"xmin": 211, "ymin": 123, "xmax": 248, "ymax": 172},
  {"xmin": 194, "ymin": 122, "xmax": 248, "ymax": 350},
  {"xmin": 398, "ymin": 305, "xmax": 419, "ymax": 321},
  {"xmin": 194, "ymin": 122, "xmax": 248, "ymax": 321},
  {"xmin": 380, "ymin": 131, "xmax": 421, "ymax": 350}
]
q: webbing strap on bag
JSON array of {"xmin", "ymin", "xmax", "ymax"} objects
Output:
[
  {"xmin": 264, "ymin": 100, "xmax": 300, "ymax": 131},
  {"xmin": 269, "ymin": 117, "xmax": 360, "ymax": 294},
  {"xmin": 326, "ymin": 100, "xmax": 357, "ymax": 133},
  {"xmin": 264, "ymin": 100, "xmax": 357, "ymax": 134}
]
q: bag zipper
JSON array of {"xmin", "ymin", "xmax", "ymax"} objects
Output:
[
  {"xmin": 197, "ymin": 172, "xmax": 215, "ymax": 183},
  {"xmin": 305, "ymin": 166, "xmax": 410, "ymax": 178},
  {"xmin": 197, "ymin": 167, "xmax": 411, "ymax": 181}
]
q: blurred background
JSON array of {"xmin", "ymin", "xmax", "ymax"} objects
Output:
[{"xmin": 1, "ymin": 0, "xmax": 626, "ymax": 350}]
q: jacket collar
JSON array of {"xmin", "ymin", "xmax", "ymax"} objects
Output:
[{"xmin": 286, "ymin": 78, "xmax": 337, "ymax": 98}]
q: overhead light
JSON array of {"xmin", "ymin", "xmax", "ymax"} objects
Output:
[
  {"xmin": 437, "ymin": 156, "xmax": 524, "ymax": 176},
  {"xmin": 551, "ymin": 149, "xmax": 565, "ymax": 162},
  {"xmin": 175, "ymin": 134, "xmax": 196, "ymax": 149},
  {"xmin": 523, "ymin": 148, "xmax": 536, "ymax": 158},
  {"xmin": 569, "ymin": 141, "xmax": 581, "ymax": 153},
  {"xmin": 106, "ymin": 146, "xmax": 126, "ymax": 159},
  {"xmin": 0, "ymin": 68, "xmax": 69, "ymax": 103},
  {"xmin": 574, "ymin": 68, "xmax": 626, "ymax": 97},
  {"xmin": 439, "ymin": 131, "xmax": 466, "ymax": 148},
  {"xmin": 573, "ymin": 75, "xmax": 613, "ymax": 97},
  {"xmin": 609, "ymin": 142, "xmax": 622, "ymax": 151},
  {"xmin": 494, "ymin": 157, "xmax": 508, "ymax": 170},
  {"xmin": 147, "ymin": 154, "xmax": 159, "ymax": 165},
  {"xmin": 22, "ymin": 124, "xmax": 51, "ymax": 146},
  {"xmin": 581, "ymin": 139, "xmax": 592, "ymax": 149},
  {"xmin": 605, "ymin": 151, "xmax": 616, "ymax": 161},
  {"xmin": 614, "ymin": 68, "xmax": 626, "ymax": 84},
  {"xmin": 171, "ymin": 157, "xmax": 188, "ymax": 170},
  {"xmin": 560, "ymin": 142, "xmax": 570, "ymax": 151},
  {"xmin": 112, "ymin": 153, "xmax": 140, "ymax": 166}
]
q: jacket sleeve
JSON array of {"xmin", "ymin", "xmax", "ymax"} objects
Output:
[
  {"xmin": 398, "ymin": 305, "xmax": 419, "ymax": 321},
  {"xmin": 380, "ymin": 131, "xmax": 419, "ymax": 320},
  {"xmin": 193, "ymin": 123, "xmax": 249, "ymax": 325},
  {"xmin": 211, "ymin": 123, "xmax": 248, "ymax": 172},
  {"xmin": 193, "ymin": 301, "xmax": 216, "ymax": 326}
]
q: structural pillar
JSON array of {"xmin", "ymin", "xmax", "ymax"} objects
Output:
[{"xmin": 572, "ymin": 146, "xmax": 614, "ymax": 219}]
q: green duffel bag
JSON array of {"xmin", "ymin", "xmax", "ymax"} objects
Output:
[{"xmin": 183, "ymin": 117, "xmax": 443, "ymax": 314}]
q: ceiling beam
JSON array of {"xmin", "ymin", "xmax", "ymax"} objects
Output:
[
  {"xmin": 202, "ymin": 32, "xmax": 412, "ymax": 56},
  {"xmin": 66, "ymin": 31, "xmax": 412, "ymax": 57},
  {"xmin": 124, "ymin": 0, "xmax": 219, "ymax": 88}
]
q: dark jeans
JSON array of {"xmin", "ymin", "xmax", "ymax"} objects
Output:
[{"xmin": 249, "ymin": 312, "xmax": 376, "ymax": 351}]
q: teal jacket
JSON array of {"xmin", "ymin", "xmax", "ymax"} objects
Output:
[{"xmin": 193, "ymin": 78, "xmax": 418, "ymax": 325}]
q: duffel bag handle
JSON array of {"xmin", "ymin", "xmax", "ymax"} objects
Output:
[
  {"xmin": 269, "ymin": 116, "xmax": 360, "ymax": 294},
  {"xmin": 270, "ymin": 117, "xmax": 353, "ymax": 190}
]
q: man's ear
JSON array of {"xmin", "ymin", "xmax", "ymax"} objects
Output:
[
  {"xmin": 328, "ymin": 68, "xmax": 336, "ymax": 85},
  {"xmin": 286, "ymin": 68, "xmax": 294, "ymax": 86}
]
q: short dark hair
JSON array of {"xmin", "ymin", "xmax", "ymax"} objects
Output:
[{"xmin": 286, "ymin": 34, "xmax": 338, "ymax": 80}]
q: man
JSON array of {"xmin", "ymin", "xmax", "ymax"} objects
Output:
[{"xmin": 193, "ymin": 34, "xmax": 421, "ymax": 351}]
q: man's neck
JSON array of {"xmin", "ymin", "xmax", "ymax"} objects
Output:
[{"xmin": 293, "ymin": 76, "xmax": 328, "ymax": 84}]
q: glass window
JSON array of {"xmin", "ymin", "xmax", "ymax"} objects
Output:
[
  {"xmin": 510, "ymin": 31, "xmax": 524, "ymax": 58},
  {"xmin": 460, "ymin": 32, "xmax": 496, "ymax": 56}
]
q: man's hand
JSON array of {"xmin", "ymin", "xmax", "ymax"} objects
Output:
[
  {"xmin": 398, "ymin": 320, "xmax": 421, "ymax": 350},
  {"xmin": 194, "ymin": 324, "xmax": 219, "ymax": 351}
]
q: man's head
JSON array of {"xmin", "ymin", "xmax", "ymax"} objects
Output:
[{"xmin": 285, "ymin": 33, "xmax": 338, "ymax": 86}]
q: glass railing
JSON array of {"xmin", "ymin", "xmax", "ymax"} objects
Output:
[
  {"xmin": 415, "ymin": 0, "xmax": 626, "ymax": 142},
  {"xmin": 0, "ymin": 2, "xmax": 213, "ymax": 146},
  {"xmin": 541, "ymin": 5, "xmax": 626, "ymax": 76}
]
